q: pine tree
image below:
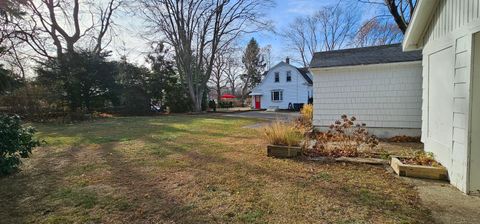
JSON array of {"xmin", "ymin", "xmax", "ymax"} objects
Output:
[{"xmin": 241, "ymin": 38, "xmax": 265, "ymax": 104}]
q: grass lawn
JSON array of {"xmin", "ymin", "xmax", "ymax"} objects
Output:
[{"xmin": 0, "ymin": 115, "xmax": 433, "ymax": 223}]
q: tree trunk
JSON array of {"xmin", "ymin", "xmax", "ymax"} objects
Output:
[
  {"xmin": 241, "ymin": 84, "xmax": 248, "ymax": 107},
  {"xmin": 230, "ymin": 82, "xmax": 236, "ymax": 95},
  {"xmin": 193, "ymin": 94, "xmax": 202, "ymax": 112},
  {"xmin": 188, "ymin": 83, "xmax": 204, "ymax": 113},
  {"xmin": 384, "ymin": 0, "xmax": 408, "ymax": 34},
  {"xmin": 216, "ymin": 83, "xmax": 222, "ymax": 104}
]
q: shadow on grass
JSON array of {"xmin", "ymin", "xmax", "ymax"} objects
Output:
[
  {"xmin": 0, "ymin": 115, "xmax": 433, "ymax": 223},
  {"xmin": 0, "ymin": 147, "xmax": 84, "ymax": 223},
  {"xmin": 180, "ymin": 150, "xmax": 433, "ymax": 223},
  {"xmin": 95, "ymin": 142, "xmax": 217, "ymax": 223}
]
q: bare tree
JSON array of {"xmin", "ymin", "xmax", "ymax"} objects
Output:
[
  {"xmin": 16, "ymin": 0, "xmax": 122, "ymax": 59},
  {"xmin": 316, "ymin": 5, "xmax": 359, "ymax": 51},
  {"xmin": 359, "ymin": 0, "xmax": 417, "ymax": 34},
  {"xmin": 0, "ymin": 0, "xmax": 26, "ymax": 46},
  {"xmin": 92, "ymin": 0, "xmax": 122, "ymax": 54},
  {"xmin": 353, "ymin": 18, "xmax": 402, "ymax": 47},
  {"xmin": 2, "ymin": 40, "xmax": 28, "ymax": 79},
  {"xmin": 209, "ymin": 51, "xmax": 228, "ymax": 103},
  {"xmin": 0, "ymin": 0, "xmax": 31, "ymax": 79},
  {"xmin": 225, "ymin": 55, "xmax": 242, "ymax": 95},
  {"xmin": 213, "ymin": 46, "xmax": 243, "ymax": 96},
  {"xmin": 261, "ymin": 44, "xmax": 273, "ymax": 70},
  {"xmin": 281, "ymin": 16, "xmax": 319, "ymax": 67},
  {"xmin": 139, "ymin": 0, "xmax": 270, "ymax": 112},
  {"xmin": 281, "ymin": 3, "xmax": 359, "ymax": 67}
]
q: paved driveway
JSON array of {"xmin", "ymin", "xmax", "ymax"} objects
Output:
[{"xmin": 220, "ymin": 110, "xmax": 300, "ymax": 121}]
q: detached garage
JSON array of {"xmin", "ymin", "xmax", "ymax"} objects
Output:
[
  {"xmin": 403, "ymin": 0, "xmax": 480, "ymax": 195},
  {"xmin": 310, "ymin": 44, "xmax": 423, "ymax": 138}
]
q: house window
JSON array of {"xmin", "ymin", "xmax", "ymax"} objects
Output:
[
  {"xmin": 271, "ymin": 90, "xmax": 283, "ymax": 101},
  {"xmin": 286, "ymin": 71, "xmax": 292, "ymax": 82},
  {"xmin": 274, "ymin": 72, "xmax": 279, "ymax": 82}
]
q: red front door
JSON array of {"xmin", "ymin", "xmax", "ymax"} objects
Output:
[{"xmin": 255, "ymin": 96, "xmax": 261, "ymax": 109}]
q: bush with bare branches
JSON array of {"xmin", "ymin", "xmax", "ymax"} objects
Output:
[{"xmin": 306, "ymin": 115, "xmax": 379, "ymax": 157}]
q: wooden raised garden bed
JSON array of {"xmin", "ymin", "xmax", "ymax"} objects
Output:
[
  {"xmin": 267, "ymin": 145, "xmax": 301, "ymax": 158},
  {"xmin": 390, "ymin": 157, "xmax": 448, "ymax": 180}
]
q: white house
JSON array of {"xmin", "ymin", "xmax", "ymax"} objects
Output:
[
  {"xmin": 250, "ymin": 58, "xmax": 313, "ymax": 110},
  {"xmin": 310, "ymin": 44, "xmax": 423, "ymax": 138},
  {"xmin": 403, "ymin": 0, "xmax": 480, "ymax": 195}
]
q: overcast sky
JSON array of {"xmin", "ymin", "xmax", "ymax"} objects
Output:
[{"xmin": 110, "ymin": 0, "xmax": 384, "ymax": 67}]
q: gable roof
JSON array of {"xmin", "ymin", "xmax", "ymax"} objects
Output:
[
  {"xmin": 309, "ymin": 44, "xmax": 422, "ymax": 69},
  {"xmin": 264, "ymin": 61, "xmax": 312, "ymax": 84},
  {"xmin": 296, "ymin": 67, "xmax": 312, "ymax": 84},
  {"xmin": 402, "ymin": 0, "xmax": 439, "ymax": 51}
]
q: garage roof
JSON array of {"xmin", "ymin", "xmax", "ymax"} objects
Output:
[
  {"xmin": 309, "ymin": 44, "xmax": 422, "ymax": 69},
  {"xmin": 402, "ymin": 0, "xmax": 438, "ymax": 51}
]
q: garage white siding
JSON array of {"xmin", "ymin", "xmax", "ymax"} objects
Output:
[
  {"xmin": 423, "ymin": 38, "xmax": 473, "ymax": 193},
  {"xmin": 312, "ymin": 62, "xmax": 422, "ymax": 137},
  {"xmin": 425, "ymin": 46, "xmax": 455, "ymax": 171},
  {"xmin": 422, "ymin": 0, "xmax": 480, "ymax": 45},
  {"xmin": 471, "ymin": 33, "xmax": 480, "ymax": 194},
  {"xmin": 422, "ymin": 34, "xmax": 474, "ymax": 193},
  {"xmin": 406, "ymin": 0, "xmax": 480, "ymax": 194}
]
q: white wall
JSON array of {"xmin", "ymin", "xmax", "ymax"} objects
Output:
[
  {"xmin": 252, "ymin": 62, "xmax": 312, "ymax": 109},
  {"xmin": 470, "ymin": 32, "xmax": 480, "ymax": 195},
  {"xmin": 417, "ymin": 0, "xmax": 480, "ymax": 194},
  {"xmin": 424, "ymin": 45, "xmax": 458, "ymax": 183},
  {"xmin": 422, "ymin": 0, "xmax": 480, "ymax": 46},
  {"xmin": 311, "ymin": 62, "xmax": 422, "ymax": 138}
]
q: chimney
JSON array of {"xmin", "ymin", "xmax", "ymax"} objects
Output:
[{"xmin": 285, "ymin": 57, "xmax": 290, "ymax": 64}]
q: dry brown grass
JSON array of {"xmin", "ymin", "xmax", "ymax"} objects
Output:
[
  {"xmin": 0, "ymin": 115, "xmax": 434, "ymax": 223},
  {"xmin": 262, "ymin": 121, "xmax": 303, "ymax": 146},
  {"xmin": 300, "ymin": 104, "xmax": 313, "ymax": 122},
  {"xmin": 295, "ymin": 104, "xmax": 314, "ymax": 130}
]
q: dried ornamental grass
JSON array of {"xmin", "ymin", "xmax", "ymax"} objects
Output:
[
  {"xmin": 263, "ymin": 121, "xmax": 303, "ymax": 146},
  {"xmin": 297, "ymin": 104, "xmax": 313, "ymax": 128},
  {"xmin": 300, "ymin": 104, "xmax": 313, "ymax": 124}
]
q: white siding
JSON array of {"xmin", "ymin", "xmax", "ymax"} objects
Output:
[
  {"xmin": 423, "ymin": 35, "xmax": 472, "ymax": 193},
  {"xmin": 251, "ymin": 63, "xmax": 312, "ymax": 109},
  {"xmin": 418, "ymin": 0, "xmax": 480, "ymax": 194},
  {"xmin": 451, "ymin": 35, "xmax": 472, "ymax": 191},
  {"xmin": 425, "ymin": 45, "xmax": 455, "ymax": 178},
  {"xmin": 423, "ymin": 0, "xmax": 480, "ymax": 45},
  {"xmin": 471, "ymin": 33, "xmax": 480, "ymax": 194},
  {"xmin": 312, "ymin": 62, "xmax": 422, "ymax": 137}
]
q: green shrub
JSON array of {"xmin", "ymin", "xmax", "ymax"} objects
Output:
[
  {"xmin": 218, "ymin": 101, "xmax": 234, "ymax": 108},
  {"xmin": 0, "ymin": 114, "xmax": 41, "ymax": 175},
  {"xmin": 208, "ymin": 100, "xmax": 216, "ymax": 111}
]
